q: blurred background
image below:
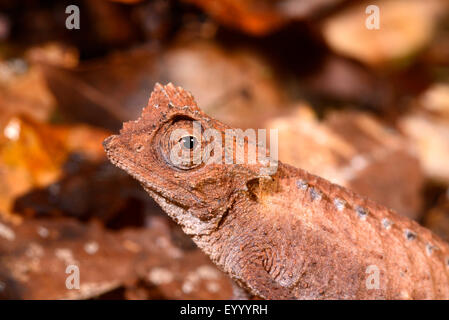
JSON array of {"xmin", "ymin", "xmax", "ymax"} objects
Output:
[{"xmin": 0, "ymin": 0, "xmax": 448, "ymax": 299}]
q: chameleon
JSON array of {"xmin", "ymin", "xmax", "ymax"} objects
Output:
[{"xmin": 103, "ymin": 83, "xmax": 449, "ymax": 299}]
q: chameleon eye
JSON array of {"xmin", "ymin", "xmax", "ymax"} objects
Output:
[
  {"xmin": 181, "ymin": 135, "xmax": 197, "ymax": 150},
  {"xmin": 159, "ymin": 119, "xmax": 204, "ymax": 171}
]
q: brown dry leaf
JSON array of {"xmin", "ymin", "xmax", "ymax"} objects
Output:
[
  {"xmin": 421, "ymin": 30, "xmax": 449, "ymax": 66},
  {"xmin": 0, "ymin": 218, "xmax": 132, "ymax": 299},
  {"xmin": 423, "ymin": 190, "xmax": 449, "ymax": 242},
  {"xmin": 325, "ymin": 111, "xmax": 423, "ymax": 220},
  {"xmin": 0, "ymin": 117, "xmax": 109, "ymax": 222},
  {"xmin": 300, "ymin": 55, "xmax": 391, "ymax": 108},
  {"xmin": 120, "ymin": 224, "xmax": 232, "ymax": 300},
  {"xmin": 40, "ymin": 47, "xmax": 158, "ymax": 131},
  {"xmin": 26, "ymin": 43, "xmax": 79, "ymax": 69},
  {"xmin": 419, "ymin": 83, "xmax": 449, "ymax": 117},
  {"xmin": 399, "ymin": 112, "xmax": 449, "ymax": 184},
  {"xmin": 183, "ymin": 0, "xmax": 346, "ymax": 35},
  {"xmin": 322, "ymin": 0, "xmax": 448, "ymax": 66},
  {"xmin": 0, "ymin": 43, "xmax": 79, "ymax": 128},
  {"xmin": 0, "ymin": 59, "xmax": 55, "ymax": 126},
  {"xmin": 0, "ymin": 216, "xmax": 232, "ymax": 299},
  {"xmin": 12, "ymin": 156, "xmax": 152, "ymax": 226},
  {"xmin": 182, "ymin": 0, "xmax": 284, "ymax": 35},
  {"xmin": 398, "ymin": 83, "xmax": 449, "ymax": 184},
  {"xmin": 108, "ymin": 0, "xmax": 143, "ymax": 3},
  {"xmin": 41, "ymin": 41, "xmax": 285, "ymax": 130},
  {"xmin": 267, "ymin": 106, "xmax": 424, "ymax": 219},
  {"xmin": 159, "ymin": 41, "xmax": 285, "ymax": 129},
  {"xmin": 268, "ymin": 105, "xmax": 354, "ymax": 180},
  {"xmin": 86, "ymin": 0, "xmax": 140, "ymax": 47}
]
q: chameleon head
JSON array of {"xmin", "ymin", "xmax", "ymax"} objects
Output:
[{"xmin": 103, "ymin": 83, "xmax": 265, "ymax": 236}]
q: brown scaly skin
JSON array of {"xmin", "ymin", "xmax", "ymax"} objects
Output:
[{"xmin": 104, "ymin": 83, "xmax": 449, "ymax": 299}]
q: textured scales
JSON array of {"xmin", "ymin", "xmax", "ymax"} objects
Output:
[{"xmin": 103, "ymin": 83, "xmax": 449, "ymax": 299}]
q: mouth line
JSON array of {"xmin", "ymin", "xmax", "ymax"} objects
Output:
[
  {"xmin": 140, "ymin": 179, "xmax": 190, "ymax": 211},
  {"xmin": 105, "ymin": 146, "xmax": 190, "ymax": 211}
]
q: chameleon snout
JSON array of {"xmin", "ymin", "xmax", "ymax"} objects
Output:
[{"xmin": 102, "ymin": 135, "xmax": 117, "ymax": 152}]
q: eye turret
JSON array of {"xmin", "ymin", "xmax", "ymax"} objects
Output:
[{"xmin": 157, "ymin": 118, "xmax": 204, "ymax": 171}]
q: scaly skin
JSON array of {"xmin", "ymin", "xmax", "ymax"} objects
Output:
[{"xmin": 103, "ymin": 83, "xmax": 449, "ymax": 299}]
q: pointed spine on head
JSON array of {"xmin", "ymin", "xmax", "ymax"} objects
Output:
[
  {"xmin": 119, "ymin": 83, "xmax": 203, "ymax": 134},
  {"xmin": 147, "ymin": 82, "xmax": 200, "ymax": 113}
]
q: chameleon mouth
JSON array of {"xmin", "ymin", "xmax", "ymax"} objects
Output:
[
  {"xmin": 103, "ymin": 135, "xmax": 189, "ymax": 211},
  {"xmin": 102, "ymin": 135, "xmax": 115, "ymax": 150},
  {"xmin": 140, "ymin": 181, "xmax": 190, "ymax": 212},
  {"xmin": 103, "ymin": 136, "xmax": 211, "ymax": 235}
]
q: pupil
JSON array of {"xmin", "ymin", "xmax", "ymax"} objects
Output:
[{"xmin": 182, "ymin": 136, "xmax": 196, "ymax": 149}]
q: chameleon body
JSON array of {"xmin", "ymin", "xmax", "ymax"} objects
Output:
[{"xmin": 104, "ymin": 83, "xmax": 449, "ymax": 299}]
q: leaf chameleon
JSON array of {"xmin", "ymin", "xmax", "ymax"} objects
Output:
[{"xmin": 104, "ymin": 83, "xmax": 449, "ymax": 299}]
